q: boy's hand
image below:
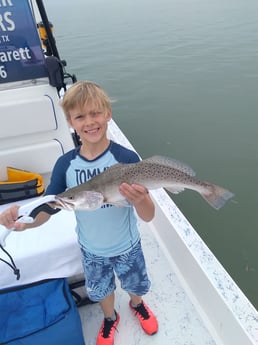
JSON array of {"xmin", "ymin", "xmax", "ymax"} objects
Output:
[
  {"xmin": 0, "ymin": 205, "xmax": 26, "ymax": 231},
  {"xmin": 119, "ymin": 182, "xmax": 155, "ymax": 222},
  {"xmin": 119, "ymin": 183, "xmax": 149, "ymax": 206}
]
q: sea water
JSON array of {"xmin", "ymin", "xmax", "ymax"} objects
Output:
[{"xmin": 43, "ymin": 0, "xmax": 258, "ymax": 308}]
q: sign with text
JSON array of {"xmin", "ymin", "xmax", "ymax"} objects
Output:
[{"xmin": 0, "ymin": 0, "xmax": 48, "ymax": 83}]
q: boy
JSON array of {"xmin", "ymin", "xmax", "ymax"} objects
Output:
[{"xmin": 0, "ymin": 81, "xmax": 158, "ymax": 345}]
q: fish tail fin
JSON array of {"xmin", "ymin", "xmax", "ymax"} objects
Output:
[{"xmin": 201, "ymin": 183, "xmax": 235, "ymax": 210}]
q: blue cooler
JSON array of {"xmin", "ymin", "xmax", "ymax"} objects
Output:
[{"xmin": 0, "ymin": 278, "xmax": 85, "ymax": 345}]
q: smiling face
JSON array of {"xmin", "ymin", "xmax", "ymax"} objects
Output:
[
  {"xmin": 68, "ymin": 101, "xmax": 112, "ymax": 147},
  {"xmin": 61, "ymin": 81, "xmax": 113, "ymax": 153}
]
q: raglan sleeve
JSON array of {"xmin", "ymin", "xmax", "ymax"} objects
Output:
[
  {"xmin": 113, "ymin": 142, "xmax": 141, "ymax": 164},
  {"xmin": 44, "ymin": 155, "xmax": 69, "ymax": 196}
]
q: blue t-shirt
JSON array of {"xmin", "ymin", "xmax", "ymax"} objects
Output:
[{"xmin": 45, "ymin": 141, "xmax": 141, "ymax": 257}]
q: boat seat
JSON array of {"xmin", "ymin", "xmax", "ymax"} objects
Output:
[
  {"xmin": 0, "ymin": 84, "xmax": 74, "ymax": 186},
  {"xmin": 0, "ymin": 140, "xmax": 64, "ymax": 174},
  {"xmin": 0, "ymin": 140, "xmax": 64, "ymax": 183},
  {"xmin": 0, "ymin": 95, "xmax": 57, "ymax": 138}
]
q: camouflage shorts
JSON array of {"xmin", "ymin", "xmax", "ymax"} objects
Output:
[{"xmin": 80, "ymin": 241, "xmax": 151, "ymax": 301}]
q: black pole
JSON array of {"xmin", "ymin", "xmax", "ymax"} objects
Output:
[
  {"xmin": 34, "ymin": 0, "xmax": 77, "ymax": 91},
  {"xmin": 35, "ymin": 0, "xmax": 61, "ymax": 60}
]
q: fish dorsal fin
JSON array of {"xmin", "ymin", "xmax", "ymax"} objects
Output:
[{"xmin": 143, "ymin": 156, "xmax": 196, "ymax": 176}]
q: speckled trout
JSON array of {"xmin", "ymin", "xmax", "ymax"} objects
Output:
[{"xmin": 55, "ymin": 156, "xmax": 234, "ymax": 211}]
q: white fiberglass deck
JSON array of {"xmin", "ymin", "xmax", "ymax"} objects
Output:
[
  {"xmin": 79, "ymin": 216, "xmax": 216, "ymax": 345},
  {"xmin": 78, "ymin": 192, "xmax": 258, "ymax": 345}
]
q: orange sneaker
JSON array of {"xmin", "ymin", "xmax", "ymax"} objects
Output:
[
  {"xmin": 96, "ymin": 312, "xmax": 120, "ymax": 345},
  {"xmin": 129, "ymin": 300, "xmax": 158, "ymax": 335}
]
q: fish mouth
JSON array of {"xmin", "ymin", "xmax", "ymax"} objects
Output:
[{"xmin": 55, "ymin": 196, "xmax": 76, "ymax": 211}]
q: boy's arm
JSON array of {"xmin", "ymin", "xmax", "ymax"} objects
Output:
[{"xmin": 119, "ymin": 183, "xmax": 155, "ymax": 222}]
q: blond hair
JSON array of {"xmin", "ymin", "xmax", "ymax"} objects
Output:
[{"xmin": 60, "ymin": 81, "xmax": 113, "ymax": 119}]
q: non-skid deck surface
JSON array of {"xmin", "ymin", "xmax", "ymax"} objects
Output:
[{"xmin": 78, "ymin": 220, "xmax": 216, "ymax": 345}]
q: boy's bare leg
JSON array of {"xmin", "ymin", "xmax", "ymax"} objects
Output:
[
  {"xmin": 99, "ymin": 292, "xmax": 115, "ymax": 318},
  {"xmin": 128, "ymin": 293, "xmax": 142, "ymax": 305},
  {"xmin": 99, "ymin": 292, "xmax": 142, "ymax": 317}
]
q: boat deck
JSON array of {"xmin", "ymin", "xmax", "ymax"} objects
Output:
[
  {"xmin": 75, "ymin": 120, "xmax": 258, "ymax": 345},
  {"xmin": 78, "ymin": 218, "xmax": 216, "ymax": 345}
]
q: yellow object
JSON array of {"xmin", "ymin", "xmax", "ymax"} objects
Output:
[
  {"xmin": 37, "ymin": 21, "xmax": 53, "ymax": 48},
  {"xmin": 0, "ymin": 167, "xmax": 44, "ymax": 205}
]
